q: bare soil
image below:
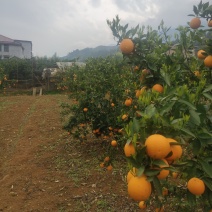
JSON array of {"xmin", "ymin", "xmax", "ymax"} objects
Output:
[{"xmin": 0, "ymin": 94, "xmax": 139, "ymax": 212}]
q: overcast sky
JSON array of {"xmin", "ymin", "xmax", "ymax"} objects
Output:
[{"xmin": 0, "ymin": 0, "xmax": 205, "ymax": 57}]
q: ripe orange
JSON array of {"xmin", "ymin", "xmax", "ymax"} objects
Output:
[
  {"xmin": 122, "ymin": 114, "xmax": 128, "ymax": 120},
  {"xmin": 155, "ymin": 206, "xmax": 164, "ymax": 212},
  {"xmin": 172, "ymin": 172, "xmax": 178, "ymax": 179},
  {"xmin": 111, "ymin": 102, "xmax": 115, "ymax": 107},
  {"xmin": 119, "ymin": 38, "xmax": 134, "ymax": 54},
  {"xmin": 107, "ymin": 165, "xmax": 113, "ymax": 171},
  {"xmin": 100, "ymin": 162, "xmax": 104, "ymax": 168},
  {"xmin": 124, "ymin": 142, "xmax": 136, "ymax": 157},
  {"xmin": 197, "ymin": 50, "xmax": 206, "ymax": 59},
  {"xmin": 125, "ymin": 98, "xmax": 132, "ymax": 106},
  {"xmin": 152, "ymin": 84, "xmax": 164, "ymax": 93},
  {"xmin": 127, "ymin": 167, "xmax": 137, "ymax": 183},
  {"xmin": 128, "ymin": 175, "xmax": 152, "ymax": 201},
  {"xmin": 138, "ymin": 201, "xmax": 146, "ymax": 209},
  {"xmin": 204, "ymin": 55, "xmax": 212, "ymax": 67},
  {"xmin": 162, "ymin": 187, "xmax": 168, "ymax": 196},
  {"xmin": 165, "ymin": 138, "xmax": 183, "ymax": 161},
  {"xmin": 83, "ymin": 107, "xmax": 88, "ymax": 112},
  {"xmin": 194, "ymin": 71, "xmax": 201, "ymax": 78},
  {"xmin": 157, "ymin": 159, "xmax": 170, "ymax": 180},
  {"xmin": 111, "ymin": 140, "xmax": 117, "ymax": 147},
  {"xmin": 104, "ymin": 156, "xmax": 110, "ymax": 162},
  {"xmin": 134, "ymin": 66, "xmax": 139, "ymax": 71},
  {"xmin": 187, "ymin": 177, "xmax": 205, "ymax": 195},
  {"xmin": 145, "ymin": 134, "xmax": 171, "ymax": 159},
  {"xmin": 136, "ymin": 86, "xmax": 146, "ymax": 98},
  {"xmin": 208, "ymin": 20, "xmax": 212, "ymax": 27},
  {"xmin": 189, "ymin": 17, "xmax": 201, "ymax": 29}
]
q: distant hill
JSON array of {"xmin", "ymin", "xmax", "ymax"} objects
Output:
[{"xmin": 61, "ymin": 45, "xmax": 120, "ymax": 62}]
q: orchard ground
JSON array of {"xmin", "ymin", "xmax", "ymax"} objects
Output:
[{"xmin": 0, "ymin": 93, "xmax": 143, "ymax": 212}]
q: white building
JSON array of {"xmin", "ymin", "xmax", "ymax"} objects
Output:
[{"xmin": 0, "ymin": 34, "xmax": 32, "ymax": 59}]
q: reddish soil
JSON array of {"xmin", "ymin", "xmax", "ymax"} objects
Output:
[{"xmin": 0, "ymin": 94, "xmax": 139, "ymax": 212}]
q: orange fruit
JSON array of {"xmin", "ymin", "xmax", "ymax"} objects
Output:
[
  {"xmin": 189, "ymin": 17, "xmax": 201, "ymax": 29},
  {"xmin": 157, "ymin": 159, "xmax": 170, "ymax": 180},
  {"xmin": 127, "ymin": 167, "xmax": 137, "ymax": 183},
  {"xmin": 187, "ymin": 177, "xmax": 205, "ymax": 195},
  {"xmin": 104, "ymin": 156, "xmax": 110, "ymax": 162},
  {"xmin": 138, "ymin": 201, "xmax": 146, "ymax": 209},
  {"xmin": 145, "ymin": 134, "xmax": 171, "ymax": 159},
  {"xmin": 155, "ymin": 207, "xmax": 164, "ymax": 212},
  {"xmin": 194, "ymin": 71, "xmax": 201, "ymax": 78},
  {"xmin": 162, "ymin": 187, "xmax": 168, "ymax": 196},
  {"xmin": 83, "ymin": 107, "xmax": 88, "ymax": 112},
  {"xmin": 152, "ymin": 84, "xmax": 163, "ymax": 93},
  {"xmin": 107, "ymin": 165, "xmax": 113, "ymax": 171},
  {"xmin": 136, "ymin": 86, "xmax": 146, "ymax": 98},
  {"xmin": 125, "ymin": 98, "xmax": 132, "ymax": 106},
  {"xmin": 204, "ymin": 55, "xmax": 212, "ymax": 68},
  {"xmin": 208, "ymin": 20, "xmax": 212, "ymax": 27},
  {"xmin": 124, "ymin": 142, "xmax": 136, "ymax": 157},
  {"xmin": 119, "ymin": 38, "xmax": 134, "ymax": 54},
  {"xmin": 134, "ymin": 66, "xmax": 139, "ymax": 71},
  {"xmin": 128, "ymin": 175, "xmax": 152, "ymax": 201},
  {"xmin": 165, "ymin": 138, "xmax": 183, "ymax": 161},
  {"xmin": 172, "ymin": 172, "xmax": 178, "ymax": 179},
  {"xmin": 100, "ymin": 162, "xmax": 104, "ymax": 168},
  {"xmin": 122, "ymin": 114, "xmax": 128, "ymax": 120},
  {"xmin": 197, "ymin": 50, "xmax": 206, "ymax": 59},
  {"xmin": 111, "ymin": 140, "xmax": 117, "ymax": 147},
  {"xmin": 111, "ymin": 102, "xmax": 115, "ymax": 107}
]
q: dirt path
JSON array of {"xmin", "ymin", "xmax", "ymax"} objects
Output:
[{"xmin": 0, "ymin": 95, "xmax": 138, "ymax": 212}]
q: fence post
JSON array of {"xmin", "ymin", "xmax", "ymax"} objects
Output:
[
  {"xmin": 32, "ymin": 87, "xmax": 36, "ymax": 96},
  {"xmin": 39, "ymin": 88, "xmax": 42, "ymax": 96}
]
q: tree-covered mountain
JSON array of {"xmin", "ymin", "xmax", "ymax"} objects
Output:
[{"xmin": 61, "ymin": 45, "xmax": 119, "ymax": 62}]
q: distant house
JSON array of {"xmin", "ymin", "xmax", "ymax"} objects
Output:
[{"xmin": 0, "ymin": 34, "xmax": 32, "ymax": 59}]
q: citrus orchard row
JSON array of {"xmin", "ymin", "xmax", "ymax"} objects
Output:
[{"xmin": 60, "ymin": 1, "xmax": 212, "ymax": 211}]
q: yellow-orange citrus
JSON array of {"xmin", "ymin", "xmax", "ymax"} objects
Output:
[
  {"xmin": 145, "ymin": 134, "xmax": 171, "ymax": 159},
  {"xmin": 152, "ymin": 84, "xmax": 164, "ymax": 93},
  {"xmin": 83, "ymin": 107, "xmax": 88, "ymax": 112},
  {"xmin": 194, "ymin": 71, "xmax": 201, "ymax": 78},
  {"xmin": 136, "ymin": 86, "xmax": 146, "ymax": 98},
  {"xmin": 127, "ymin": 167, "xmax": 137, "ymax": 183},
  {"xmin": 162, "ymin": 187, "xmax": 168, "ymax": 196},
  {"xmin": 189, "ymin": 17, "xmax": 201, "ymax": 29},
  {"xmin": 187, "ymin": 177, "xmax": 205, "ymax": 195},
  {"xmin": 204, "ymin": 55, "xmax": 212, "ymax": 67},
  {"xmin": 111, "ymin": 140, "xmax": 117, "ymax": 147},
  {"xmin": 100, "ymin": 162, "xmax": 104, "ymax": 168},
  {"xmin": 166, "ymin": 138, "xmax": 183, "ymax": 161},
  {"xmin": 138, "ymin": 201, "xmax": 146, "ymax": 209},
  {"xmin": 208, "ymin": 20, "xmax": 212, "ymax": 27},
  {"xmin": 157, "ymin": 159, "xmax": 170, "ymax": 180},
  {"xmin": 134, "ymin": 66, "xmax": 139, "ymax": 71},
  {"xmin": 197, "ymin": 50, "xmax": 206, "ymax": 59},
  {"xmin": 124, "ymin": 142, "xmax": 136, "ymax": 157},
  {"xmin": 119, "ymin": 38, "xmax": 134, "ymax": 54},
  {"xmin": 111, "ymin": 102, "xmax": 115, "ymax": 107},
  {"xmin": 125, "ymin": 98, "xmax": 132, "ymax": 106},
  {"xmin": 104, "ymin": 156, "xmax": 110, "ymax": 162},
  {"xmin": 172, "ymin": 172, "xmax": 178, "ymax": 179},
  {"xmin": 128, "ymin": 175, "xmax": 152, "ymax": 201},
  {"xmin": 155, "ymin": 207, "xmax": 164, "ymax": 212},
  {"xmin": 122, "ymin": 114, "xmax": 128, "ymax": 120},
  {"xmin": 107, "ymin": 165, "xmax": 113, "ymax": 171}
]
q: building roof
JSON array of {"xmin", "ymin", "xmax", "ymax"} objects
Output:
[{"xmin": 0, "ymin": 34, "xmax": 31, "ymax": 46}]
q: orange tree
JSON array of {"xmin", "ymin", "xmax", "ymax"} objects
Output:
[{"xmin": 106, "ymin": 0, "xmax": 212, "ymax": 210}]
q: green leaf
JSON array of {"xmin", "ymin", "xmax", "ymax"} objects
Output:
[
  {"xmin": 160, "ymin": 69, "xmax": 171, "ymax": 86},
  {"xmin": 203, "ymin": 92, "xmax": 212, "ymax": 101},
  {"xmin": 198, "ymin": 159, "xmax": 212, "ymax": 178},
  {"xmin": 203, "ymin": 84, "xmax": 212, "ymax": 92},
  {"xmin": 144, "ymin": 169, "xmax": 160, "ymax": 177},
  {"xmin": 178, "ymin": 99, "xmax": 197, "ymax": 110},
  {"xmin": 202, "ymin": 177, "xmax": 212, "ymax": 191},
  {"xmin": 137, "ymin": 166, "xmax": 145, "ymax": 177},
  {"xmin": 132, "ymin": 117, "xmax": 140, "ymax": 133},
  {"xmin": 152, "ymin": 159, "xmax": 167, "ymax": 166},
  {"xmin": 180, "ymin": 128, "xmax": 196, "ymax": 138},
  {"xmin": 160, "ymin": 101, "xmax": 175, "ymax": 116},
  {"xmin": 152, "ymin": 176, "xmax": 162, "ymax": 196},
  {"xmin": 191, "ymin": 139, "xmax": 201, "ymax": 155},
  {"xmin": 145, "ymin": 104, "xmax": 157, "ymax": 118},
  {"xmin": 187, "ymin": 190, "xmax": 196, "ymax": 205},
  {"xmin": 189, "ymin": 109, "xmax": 200, "ymax": 126}
]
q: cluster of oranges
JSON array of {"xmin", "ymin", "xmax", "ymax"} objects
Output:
[
  {"xmin": 124, "ymin": 133, "xmax": 206, "ymax": 210},
  {"xmin": 99, "ymin": 156, "xmax": 113, "ymax": 171}
]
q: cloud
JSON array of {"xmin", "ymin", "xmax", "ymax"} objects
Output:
[{"xmin": 0, "ymin": 0, "xmax": 203, "ymax": 57}]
